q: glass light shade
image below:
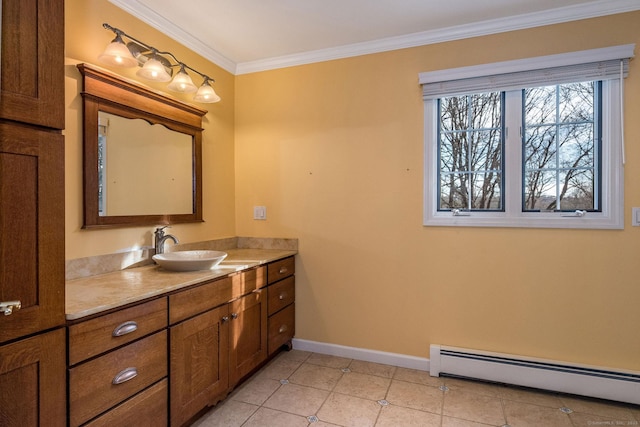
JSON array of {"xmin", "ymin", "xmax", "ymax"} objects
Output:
[
  {"xmin": 167, "ymin": 68, "xmax": 198, "ymax": 93},
  {"xmin": 136, "ymin": 57, "xmax": 172, "ymax": 82},
  {"xmin": 193, "ymin": 81, "xmax": 221, "ymax": 103},
  {"xmin": 98, "ymin": 37, "xmax": 138, "ymax": 67}
]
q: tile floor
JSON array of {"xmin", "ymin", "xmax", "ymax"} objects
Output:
[{"xmin": 193, "ymin": 350, "xmax": 640, "ymax": 427}]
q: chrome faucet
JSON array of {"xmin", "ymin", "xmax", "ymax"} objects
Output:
[{"xmin": 154, "ymin": 226, "xmax": 179, "ymax": 255}]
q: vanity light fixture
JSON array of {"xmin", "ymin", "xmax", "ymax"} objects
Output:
[{"xmin": 98, "ymin": 23, "xmax": 221, "ymax": 103}]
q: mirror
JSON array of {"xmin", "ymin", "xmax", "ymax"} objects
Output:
[
  {"xmin": 97, "ymin": 112, "xmax": 193, "ymax": 216},
  {"xmin": 78, "ymin": 63, "xmax": 207, "ymax": 228}
]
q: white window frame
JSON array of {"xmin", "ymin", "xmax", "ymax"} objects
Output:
[{"xmin": 420, "ymin": 45, "xmax": 634, "ymax": 229}]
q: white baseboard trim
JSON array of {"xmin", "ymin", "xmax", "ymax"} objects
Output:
[{"xmin": 292, "ymin": 338, "xmax": 430, "ymax": 372}]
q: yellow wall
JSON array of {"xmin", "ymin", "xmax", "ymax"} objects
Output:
[
  {"xmin": 65, "ymin": 0, "xmax": 236, "ymax": 258},
  {"xmin": 235, "ymin": 12, "xmax": 640, "ymax": 371},
  {"xmin": 65, "ymin": 2, "xmax": 640, "ymax": 371}
]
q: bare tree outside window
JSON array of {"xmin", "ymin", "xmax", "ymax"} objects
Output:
[
  {"xmin": 437, "ymin": 82, "xmax": 599, "ymax": 213},
  {"xmin": 438, "ymin": 92, "xmax": 503, "ymax": 210},
  {"xmin": 523, "ymin": 82, "xmax": 599, "ymax": 211}
]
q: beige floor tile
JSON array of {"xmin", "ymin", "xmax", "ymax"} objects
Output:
[
  {"xmin": 289, "ymin": 362, "xmax": 344, "ymax": 390},
  {"xmin": 194, "ymin": 351, "xmax": 639, "ymax": 427},
  {"xmin": 348, "ymin": 360, "xmax": 396, "ymax": 378},
  {"xmin": 498, "ymin": 385, "xmax": 564, "ymax": 408},
  {"xmin": 444, "ymin": 377, "xmax": 502, "ymax": 397},
  {"xmin": 441, "ymin": 416, "xmax": 496, "ymax": 427},
  {"xmin": 307, "ymin": 353, "xmax": 353, "ymax": 369},
  {"xmin": 316, "ymin": 392, "xmax": 381, "ymax": 427},
  {"xmin": 334, "ymin": 371, "xmax": 391, "ymax": 401},
  {"xmin": 279, "ymin": 349, "xmax": 313, "ymax": 363},
  {"xmin": 386, "ymin": 379, "xmax": 443, "ymax": 414},
  {"xmin": 262, "ymin": 382, "xmax": 329, "ymax": 416},
  {"xmin": 243, "ymin": 407, "xmax": 310, "ymax": 427},
  {"xmin": 255, "ymin": 354, "xmax": 305, "ymax": 381},
  {"xmin": 442, "ymin": 388, "xmax": 505, "ymax": 426},
  {"xmin": 230, "ymin": 376, "xmax": 282, "ymax": 405},
  {"xmin": 191, "ymin": 399, "xmax": 258, "ymax": 427},
  {"xmin": 503, "ymin": 400, "xmax": 572, "ymax": 427},
  {"xmin": 559, "ymin": 396, "xmax": 637, "ymax": 420},
  {"xmin": 394, "ymin": 367, "xmax": 444, "ymax": 387},
  {"xmin": 376, "ymin": 404, "xmax": 441, "ymax": 427}
]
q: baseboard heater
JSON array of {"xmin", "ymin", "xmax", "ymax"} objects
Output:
[{"xmin": 430, "ymin": 345, "xmax": 640, "ymax": 405}]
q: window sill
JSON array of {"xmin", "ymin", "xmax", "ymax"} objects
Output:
[{"xmin": 423, "ymin": 212, "xmax": 624, "ymax": 229}]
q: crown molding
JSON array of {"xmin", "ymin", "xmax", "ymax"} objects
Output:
[
  {"xmin": 110, "ymin": 0, "xmax": 640, "ymax": 76},
  {"xmin": 108, "ymin": 0, "xmax": 237, "ymax": 74}
]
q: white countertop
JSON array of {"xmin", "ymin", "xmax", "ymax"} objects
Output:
[{"xmin": 66, "ymin": 249, "xmax": 296, "ymax": 320}]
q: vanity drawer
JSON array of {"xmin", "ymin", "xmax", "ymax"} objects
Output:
[
  {"xmin": 83, "ymin": 379, "xmax": 168, "ymax": 427},
  {"xmin": 267, "ymin": 276, "xmax": 295, "ymax": 316},
  {"xmin": 267, "ymin": 257, "xmax": 295, "ymax": 284},
  {"xmin": 68, "ymin": 298, "xmax": 168, "ymax": 365},
  {"xmin": 231, "ymin": 265, "xmax": 266, "ymax": 299},
  {"xmin": 69, "ymin": 331, "xmax": 167, "ymax": 427},
  {"xmin": 268, "ymin": 304, "xmax": 295, "ymax": 355},
  {"xmin": 169, "ymin": 276, "xmax": 233, "ymax": 324}
]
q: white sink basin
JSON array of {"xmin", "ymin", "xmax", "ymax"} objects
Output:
[{"xmin": 153, "ymin": 250, "xmax": 228, "ymax": 271}]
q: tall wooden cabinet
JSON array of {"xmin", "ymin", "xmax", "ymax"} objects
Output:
[{"xmin": 0, "ymin": 0, "xmax": 66, "ymax": 425}]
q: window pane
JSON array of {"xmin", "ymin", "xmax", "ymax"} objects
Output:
[
  {"xmin": 440, "ymin": 96, "xmax": 469, "ymax": 131},
  {"xmin": 438, "ymin": 92, "xmax": 503, "ymax": 211},
  {"xmin": 559, "ymin": 81, "xmax": 594, "ymax": 123},
  {"xmin": 440, "ymin": 173, "xmax": 469, "ymax": 209},
  {"xmin": 524, "ymin": 86, "xmax": 556, "ymax": 126},
  {"xmin": 524, "ymin": 125, "xmax": 557, "ymax": 171},
  {"xmin": 524, "ymin": 170, "xmax": 556, "ymax": 210},
  {"xmin": 439, "ymin": 131, "xmax": 467, "ymax": 172},
  {"xmin": 558, "ymin": 169, "xmax": 594, "ymax": 210},
  {"xmin": 471, "ymin": 172, "xmax": 502, "ymax": 209},
  {"xmin": 523, "ymin": 82, "xmax": 599, "ymax": 212}
]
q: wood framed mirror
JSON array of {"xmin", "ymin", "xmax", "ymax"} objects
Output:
[{"xmin": 78, "ymin": 63, "xmax": 206, "ymax": 228}]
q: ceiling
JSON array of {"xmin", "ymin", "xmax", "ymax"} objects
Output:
[{"xmin": 110, "ymin": 0, "xmax": 640, "ymax": 75}]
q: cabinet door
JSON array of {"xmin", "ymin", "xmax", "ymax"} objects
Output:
[
  {"xmin": 0, "ymin": 123, "xmax": 65, "ymax": 344},
  {"xmin": 229, "ymin": 289, "xmax": 268, "ymax": 385},
  {"xmin": 0, "ymin": 328, "xmax": 66, "ymax": 427},
  {"xmin": 0, "ymin": 0, "xmax": 64, "ymax": 129},
  {"xmin": 170, "ymin": 304, "xmax": 229, "ymax": 427}
]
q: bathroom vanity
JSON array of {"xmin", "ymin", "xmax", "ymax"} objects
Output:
[{"xmin": 65, "ymin": 249, "xmax": 296, "ymax": 427}]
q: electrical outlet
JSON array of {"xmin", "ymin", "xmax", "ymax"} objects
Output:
[
  {"xmin": 632, "ymin": 207, "xmax": 640, "ymax": 226},
  {"xmin": 253, "ymin": 206, "xmax": 266, "ymax": 220}
]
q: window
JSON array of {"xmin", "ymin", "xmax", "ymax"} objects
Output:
[{"xmin": 420, "ymin": 45, "xmax": 633, "ymax": 229}]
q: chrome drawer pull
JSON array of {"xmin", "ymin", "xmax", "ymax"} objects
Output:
[
  {"xmin": 278, "ymin": 325, "xmax": 288, "ymax": 333},
  {"xmin": 0, "ymin": 300, "xmax": 21, "ymax": 316},
  {"xmin": 112, "ymin": 367, "xmax": 138, "ymax": 385},
  {"xmin": 278, "ymin": 292, "xmax": 287, "ymax": 300},
  {"xmin": 112, "ymin": 321, "xmax": 138, "ymax": 337},
  {"xmin": 278, "ymin": 267, "xmax": 288, "ymax": 274}
]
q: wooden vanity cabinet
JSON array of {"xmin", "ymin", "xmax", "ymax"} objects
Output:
[
  {"xmin": 67, "ymin": 298, "xmax": 168, "ymax": 427},
  {"xmin": 228, "ymin": 288, "xmax": 268, "ymax": 385},
  {"xmin": 64, "ymin": 256, "xmax": 293, "ymax": 427},
  {"xmin": 267, "ymin": 257, "xmax": 296, "ymax": 354},
  {"xmin": 169, "ymin": 304, "xmax": 230, "ymax": 427},
  {"xmin": 169, "ymin": 266, "xmax": 268, "ymax": 427}
]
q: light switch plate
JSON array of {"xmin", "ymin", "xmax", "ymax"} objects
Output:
[
  {"xmin": 253, "ymin": 206, "xmax": 267, "ymax": 220},
  {"xmin": 633, "ymin": 207, "xmax": 640, "ymax": 226}
]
